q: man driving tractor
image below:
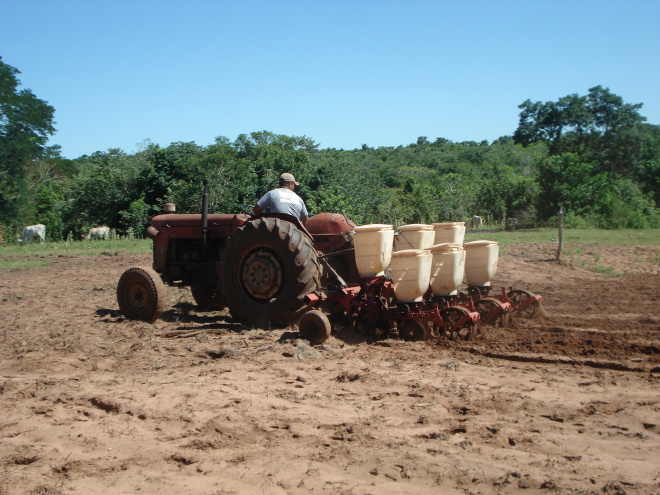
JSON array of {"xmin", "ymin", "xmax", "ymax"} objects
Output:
[{"xmin": 253, "ymin": 172, "xmax": 308, "ymax": 226}]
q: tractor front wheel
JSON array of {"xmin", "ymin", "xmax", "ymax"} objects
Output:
[{"xmin": 117, "ymin": 266, "xmax": 167, "ymax": 323}]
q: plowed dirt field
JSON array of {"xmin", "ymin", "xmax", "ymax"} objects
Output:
[{"xmin": 1, "ymin": 242, "xmax": 659, "ymax": 494}]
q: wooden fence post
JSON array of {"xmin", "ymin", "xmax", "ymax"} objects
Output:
[{"xmin": 556, "ymin": 206, "xmax": 565, "ymax": 261}]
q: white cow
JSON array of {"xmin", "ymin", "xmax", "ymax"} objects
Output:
[
  {"xmin": 84, "ymin": 226, "xmax": 110, "ymax": 240},
  {"xmin": 469, "ymin": 215, "xmax": 484, "ymax": 229},
  {"xmin": 20, "ymin": 224, "xmax": 46, "ymax": 245}
]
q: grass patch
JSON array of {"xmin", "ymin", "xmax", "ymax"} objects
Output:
[
  {"xmin": 591, "ymin": 264, "xmax": 619, "ymax": 275},
  {"xmin": 1, "ymin": 228, "xmax": 657, "ymax": 275},
  {"xmin": 464, "ymin": 228, "xmax": 660, "ymax": 248},
  {"xmin": 0, "ymin": 259, "xmax": 51, "ymax": 269},
  {"xmin": 652, "ymin": 250, "xmax": 660, "ymax": 265},
  {"xmin": 556, "ymin": 228, "xmax": 660, "ymax": 245},
  {"xmin": 462, "ymin": 228, "xmax": 659, "ymax": 276},
  {"xmin": 0, "ymin": 238, "xmax": 153, "ymax": 258}
]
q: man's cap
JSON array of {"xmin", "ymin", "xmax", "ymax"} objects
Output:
[{"xmin": 280, "ymin": 173, "xmax": 299, "ymax": 185}]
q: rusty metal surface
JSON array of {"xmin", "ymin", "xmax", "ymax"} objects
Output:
[
  {"xmin": 306, "ymin": 213, "xmax": 355, "ymax": 252},
  {"xmin": 151, "ymin": 213, "xmax": 250, "ymax": 230},
  {"xmin": 150, "ymin": 213, "xmax": 251, "ymax": 272},
  {"xmin": 307, "ymin": 213, "xmax": 355, "ymax": 235}
]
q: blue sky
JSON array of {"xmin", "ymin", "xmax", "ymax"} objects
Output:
[{"xmin": 2, "ymin": 0, "xmax": 659, "ymax": 159}]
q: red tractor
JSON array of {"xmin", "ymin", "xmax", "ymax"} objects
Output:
[{"xmin": 116, "ymin": 184, "xmax": 359, "ymax": 327}]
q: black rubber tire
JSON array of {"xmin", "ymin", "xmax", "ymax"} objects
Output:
[
  {"xmin": 298, "ymin": 310, "xmax": 331, "ymax": 345},
  {"xmin": 191, "ymin": 285, "xmax": 226, "ymax": 311},
  {"xmin": 117, "ymin": 266, "xmax": 167, "ymax": 323},
  {"xmin": 220, "ymin": 218, "xmax": 321, "ymax": 327}
]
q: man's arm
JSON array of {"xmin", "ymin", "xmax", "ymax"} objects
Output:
[
  {"xmin": 253, "ymin": 191, "xmax": 271, "ymax": 215},
  {"xmin": 300, "ymin": 215, "xmax": 308, "ymax": 226}
]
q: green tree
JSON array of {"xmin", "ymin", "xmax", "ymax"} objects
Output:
[
  {"xmin": 119, "ymin": 197, "xmax": 151, "ymax": 234},
  {"xmin": 434, "ymin": 173, "xmax": 477, "ymax": 222},
  {"xmin": 586, "ymin": 86, "xmax": 646, "ymax": 175},
  {"xmin": 233, "ymin": 131, "xmax": 317, "ymax": 197},
  {"xmin": 60, "ymin": 149, "xmax": 151, "ymax": 235},
  {"xmin": 536, "ymin": 153, "xmax": 658, "ymax": 228},
  {"xmin": 514, "ymin": 86, "xmax": 647, "ymax": 177},
  {"xmin": 0, "ymin": 57, "xmax": 57, "ymax": 225},
  {"xmin": 148, "ymin": 141, "xmax": 203, "ymax": 203},
  {"xmin": 33, "ymin": 179, "xmax": 66, "ymax": 239},
  {"xmin": 536, "ymin": 154, "xmax": 607, "ymax": 219},
  {"xmin": 636, "ymin": 158, "xmax": 660, "ymax": 205},
  {"xmin": 169, "ymin": 136, "xmax": 246, "ymax": 213},
  {"xmin": 306, "ymin": 185, "xmax": 352, "ymax": 216},
  {"xmin": 475, "ymin": 164, "xmax": 538, "ymax": 223}
]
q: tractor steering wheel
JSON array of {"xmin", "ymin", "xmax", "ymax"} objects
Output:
[{"xmin": 240, "ymin": 204, "xmax": 255, "ymax": 215}]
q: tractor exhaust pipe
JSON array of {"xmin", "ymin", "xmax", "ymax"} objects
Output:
[{"xmin": 202, "ymin": 181, "xmax": 209, "ymax": 249}]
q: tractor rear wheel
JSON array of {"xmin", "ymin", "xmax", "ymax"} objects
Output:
[
  {"xmin": 220, "ymin": 218, "xmax": 321, "ymax": 327},
  {"xmin": 117, "ymin": 266, "xmax": 167, "ymax": 323}
]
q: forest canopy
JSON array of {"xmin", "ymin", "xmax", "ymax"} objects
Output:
[{"xmin": 1, "ymin": 58, "xmax": 658, "ymax": 241}]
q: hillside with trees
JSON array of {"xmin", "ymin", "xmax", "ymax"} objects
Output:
[{"xmin": 1, "ymin": 57, "xmax": 659, "ymax": 242}]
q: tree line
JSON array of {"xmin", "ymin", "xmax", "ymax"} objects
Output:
[{"xmin": 1, "ymin": 57, "xmax": 659, "ymax": 242}]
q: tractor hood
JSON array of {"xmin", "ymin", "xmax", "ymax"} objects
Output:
[
  {"xmin": 147, "ymin": 213, "xmax": 251, "ymax": 240},
  {"xmin": 150, "ymin": 213, "xmax": 250, "ymax": 229}
]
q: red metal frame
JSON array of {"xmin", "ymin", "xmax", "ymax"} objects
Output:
[
  {"xmin": 304, "ymin": 275, "xmax": 543, "ymax": 341},
  {"xmin": 305, "ymin": 276, "xmax": 482, "ymax": 340}
]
